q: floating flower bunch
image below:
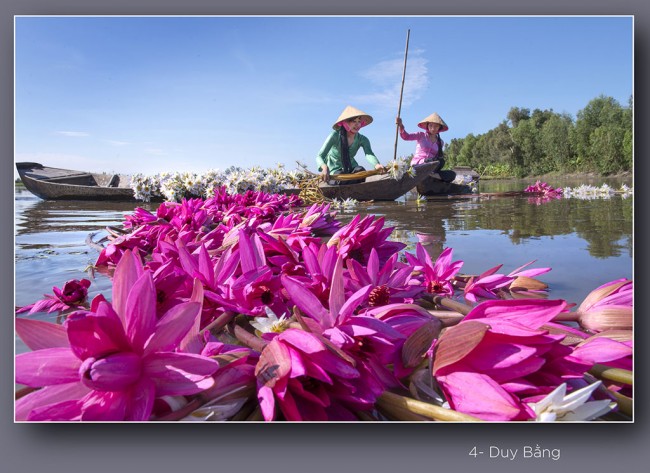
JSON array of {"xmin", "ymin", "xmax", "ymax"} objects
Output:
[
  {"xmin": 131, "ymin": 163, "xmax": 312, "ymax": 202},
  {"xmin": 385, "ymin": 156, "xmax": 415, "ymax": 181},
  {"xmin": 563, "ymin": 183, "xmax": 634, "ymax": 200},
  {"xmin": 524, "ymin": 181, "xmax": 633, "ymax": 205},
  {"xmin": 15, "ymin": 188, "xmax": 633, "ymax": 422},
  {"xmin": 524, "ymin": 181, "xmax": 563, "ymax": 203}
]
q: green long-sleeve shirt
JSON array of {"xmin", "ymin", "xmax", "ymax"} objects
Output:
[{"xmin": 316, "ymin": 130, "xmax": 380, "ymax": 174}]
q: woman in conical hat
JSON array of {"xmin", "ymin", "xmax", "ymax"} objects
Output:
[
  {"xmin": 396, "ymin": 112, "xmax": 451, "ymax": 177},
  {"xmin": 316, "ymin": 105, "xmax": 386, "ymax": 183}
]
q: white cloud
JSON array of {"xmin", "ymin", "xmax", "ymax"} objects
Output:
[
  {"xmin": 105, "ymin": 140, "xmax": 130, "ymax": 147},
  {"xmin": 354, "ymin": 49, "xmax": 430, "ymax": 112},
  {"xmin": 54, "ymin": 131, "xmax": 90, "ymax": 137}
]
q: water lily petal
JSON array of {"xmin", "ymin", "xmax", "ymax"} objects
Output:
[
  {"xmin": 15, "ymin": 382, "xmax": 91, "ymax": 421},
  {"xmin": 15, "ymin": 317, "xmax": 69, "ymax": 350},
  {"xmin": 281, "ymin": 275, "xmax": 332, "ymax": 328},
  {"xmin": 111, "ymin": 250, "xmax": 144, "ymax": 325},
  {"xmin": 124, "ymin": 272, "xmax": 158, "ymax": 352},
  {"xmin": 464, "ymin": 299, "xmax": 566, "ymax": 328},
  {"xmin": 27, "ymin": 400, "xmax": 83, "ymax": 421},
  {"xmin": 438, "ymin": 371, "xmax": 532, "ymax": 421},
  {"xmin": 66, "ymin": 309, "xmax": 131, "ymax": 360},
  {"xmin": 16, "ymin": 348, "xmax": 81, "ymax": 387},
  {"xmin": 145, "ymin": 301, "xmax": 202, "ymax": 354},
  {"xmin": 143, "ymin": 352, "xmax": 218, "ymax": 396}
]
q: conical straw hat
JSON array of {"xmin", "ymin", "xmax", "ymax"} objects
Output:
[
  {"xmin": 418, "ymin": 112, "xmax": 448, "ymax": 132},
  {"xmin": 333, "ymin": 105, "xmax": 373, "ymax": 130}
]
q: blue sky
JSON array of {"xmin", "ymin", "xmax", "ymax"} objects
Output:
[{"xmin": 14, "ymin": 16, "xmax": 633, "ymax": 177}]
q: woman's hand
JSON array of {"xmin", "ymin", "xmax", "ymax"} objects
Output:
[
  {"xmin": 375, "ymin": 163, "xmax": 387, "ymax": 174},
  {"xmin": 396, "ymin": 117, "xmax": 403, "ymax": 130},
  {"xmin": 321, "ymin": 165, "xmax": 330, "ymax": 182}
]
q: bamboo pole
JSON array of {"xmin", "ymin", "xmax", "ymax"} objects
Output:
[{"xmin": 393, "ymin": 29, "xmax": 411, "ymax": 161}]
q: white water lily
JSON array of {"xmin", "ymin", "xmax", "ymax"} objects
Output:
[
  {"xmin": 341, "ymin": 197, "xmax": 358, "ymax": 209},
  {"xmin": 563, "ymin": 183, "xmax": 633, "ymax": 200},
  {"xmin": 129, "ymin": 164, "xmax": 311, "ymax": 202},
  {"xmin": 250, "ymin": 307, "xmax": 290, "ymax": 334},
  {"xmin": 528, "ymin": 381, "xmax": 616, "ymax": 422}
]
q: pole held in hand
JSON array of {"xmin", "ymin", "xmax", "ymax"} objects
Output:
[{"xmin": 393, "ymin": 29, "xmax": 410, "ymax": 162}]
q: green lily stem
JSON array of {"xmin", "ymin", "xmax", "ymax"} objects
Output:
[
  {"xmin": 15, "ymin": 386, "xmax": 37, "ymax": 400},
  {"xmin": 553, "ymin": 311, "xmax": 580, "ymax": 322},
  {"xmin": 428, "ymin": 309, "xmax": 464, "ymax": 327},
  {"xmin": 202, "ymin": 311, "xmax": 236, "ymax": 336},
  {"xmin": 589, "ymin": 364, "xmax": 633, "ymax": 386},
  {"xmin": 233, "ymin": 324, "xmax": 268, "ymax": 352},
  {"xmin": 377, "ymin": 391, "xmax": 483, "ymax": 422},
  {"xmin": 609, "ymin": 390, "xmax": 633, "ymax": 417},
  {"xmin": 432, "ymin": 296, "xmax": 474, "ymax": 315},
  {"xmin": 152, "ymin": 397, "xmax": 204, "ymax": 421}
]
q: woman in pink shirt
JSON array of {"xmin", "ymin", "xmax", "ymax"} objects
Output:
[{"xmin": 396, "ymin": 112, "xmax": 449, "ymax": 174}]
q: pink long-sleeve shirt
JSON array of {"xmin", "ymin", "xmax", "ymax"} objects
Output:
[{"xmin": 399, "ymin": 128, "xmax": 444, "ymax": 165}]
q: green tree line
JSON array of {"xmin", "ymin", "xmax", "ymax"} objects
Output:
[{"xmin": 443, "ymin": 95, "xmax": 633, "ymax": 177}]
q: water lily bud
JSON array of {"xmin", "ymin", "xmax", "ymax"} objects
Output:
[
  {"xmin": 510, "ymin": 276, "xmax": 548, "ymax": 291},
  {"xmin": 577, "ymin": 306, "xmax": 633, "ymax": 332}
]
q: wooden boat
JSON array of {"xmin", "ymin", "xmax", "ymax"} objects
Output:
[
  {"xmin": 315, "ymin": 161, "xmax": 438, "ymax": 201},
  {"xmin": 416, "ymin": 166, "xmax": 480, "ymax": 196},
  {"xmin": 16, "ymin": 162, "xmax": 139, "ymax": 202}
]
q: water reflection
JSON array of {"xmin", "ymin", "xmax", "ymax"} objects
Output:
[{"xmin": 339, "ymin": 191, "xmax": 632, "ymax": 260}]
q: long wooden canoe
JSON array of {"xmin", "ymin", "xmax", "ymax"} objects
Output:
[
  {"xmin": 314, "ymin": 161, "xmax": 438, "ymax": 201},
  {"xmin": 415, "ymin": 166, "xmax": 480, "ymax": 196},
  {"xmin": 16, "ymin": 162, "xmax": 139, "ymax": 202}
]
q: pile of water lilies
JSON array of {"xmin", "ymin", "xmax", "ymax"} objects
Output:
[
  {"xmin": 15, "ymin": 186, "xmax": 633, "ymax": 422},
  {"xmin": 129, "ymin": 159, "xmax": 414, "ymax": 203}
]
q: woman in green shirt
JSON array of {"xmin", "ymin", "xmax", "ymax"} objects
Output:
[{"xmin": 316, "ymin": 105, "xmax": 386, "ymax": 184}]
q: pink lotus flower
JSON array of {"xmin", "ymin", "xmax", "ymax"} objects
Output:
[
  {"xmin": 16, "ymin": 279, "xmax": 91, "ymax": 315},
  {"xmin": 15, "ymin": 250, "xmax": 219, "ymax": 421},
  {"xmin": 405, "ymin": 245, "xmax": 463, "ymax": 297}
]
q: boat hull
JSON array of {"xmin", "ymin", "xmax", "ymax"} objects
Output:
[
  {"xmin": 16, "ymin": 162, "xmax": 138, "ymax": 202},
  {"xmin": 317, "ymin": 162, "xmax": 437, "ymax": 201},
  {"xmin": 416, "ymin": 166, "xmax": 480, "ymax": 196}
]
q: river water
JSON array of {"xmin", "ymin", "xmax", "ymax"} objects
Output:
[{"xmin": 14, "ymin": 176, "xmax": 633, "ymax": 353}]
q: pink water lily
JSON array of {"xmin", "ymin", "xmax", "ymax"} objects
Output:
[
  {"xmin": 405, "ymin": 245, "xmax": 463, "ymax": 297},
  {"xmin": 463, "ymin": 264, "xmax": 514, "ymax": 303},
  {"xmin": 346, "ymin": 248, "xmax": 421, "ymax": 307},
  {"xmin": 256, "ymin": 328, "xmax": 363, "ymax": 421},
  {"xmin": 15, "ymin": 250, "xmax": 219, "ymax": 421},
  {"xmin": 432, "ymin": 299, "xmax": 591, "ymax": 421},
  {"xmin": 327, "ymin": 214, "xmax": 405, "ymax": 266},
  {"xmin": 16, "ymin": 279, "xmax": 91, "ymax": 315},
  {"xmin": 281, "ymin": 259, "xmax": 409, "ymax": 397}
]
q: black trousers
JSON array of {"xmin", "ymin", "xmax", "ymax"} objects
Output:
[
  {"xmin": 330, "ymin": 166, "xmax": 366, "ymax": 185},
  {"xmin": 424, "ymin": 158, "xmax": 456, "ymax": 183}
]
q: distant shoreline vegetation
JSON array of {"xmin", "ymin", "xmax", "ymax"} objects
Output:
[{"xmin": 443, "ymin": 95, "xmax": 633, "ymax": 178}]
